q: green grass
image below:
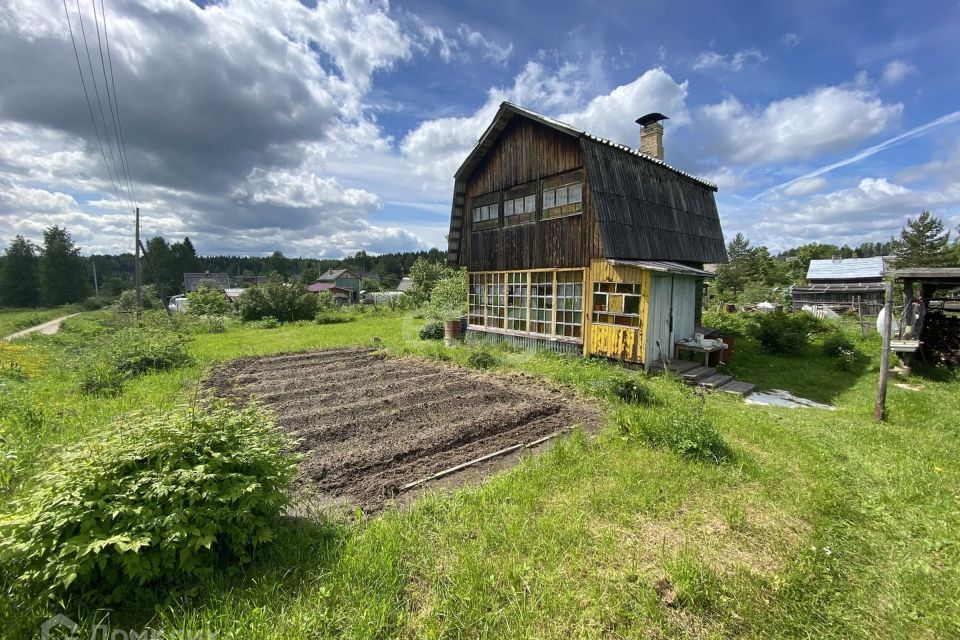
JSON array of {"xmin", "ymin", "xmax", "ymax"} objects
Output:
[
  {"xmin": 0, "ymin": 305, "xmax": 82, "ymax": 337},
  {"xmin": 1, "ymin": 312, "xmax": 958, "ymax": 638}
]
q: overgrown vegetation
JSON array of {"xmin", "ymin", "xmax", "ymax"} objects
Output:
[
  {"xmin": 186, "ymin": 285, "xmax": 232, "ymax": 316},
  {"xmin": 236, "ymin": 279, "xmax": 319, "ymax": 322},
  {"xmin": 753, "ymin": 310, "xmax": 826, "ymax": 355},
  {"xmin": 0, "ymin": 400, "xmax": 297, "ymax": 605},
  {"xmin": 419, "ymin": 320, "xmax": 444, "ymax": 340}
]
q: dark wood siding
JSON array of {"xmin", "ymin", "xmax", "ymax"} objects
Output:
[{"xmin": 461, "ymin": 119, "xmax": 599, "ymax": 271}]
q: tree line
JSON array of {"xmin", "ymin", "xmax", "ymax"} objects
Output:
[{"xmin": 0, "ymin": 225, "xmax": 446, "ymax": 308}]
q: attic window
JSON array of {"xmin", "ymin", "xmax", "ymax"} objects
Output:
[
  {"xmin": 504, "ymin": 183, "xmax": 537, "ymax": 226},
  {"xmin": 471, "ymin": 193, "xmax": 499, "ymax": 230},
  {"xmin": 542, "ymin": 170, "xmax": 583, "ymax": 219}
]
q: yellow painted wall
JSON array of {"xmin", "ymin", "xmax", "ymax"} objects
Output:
[{"xmin": 585, "ymin": 260, "xmax": 651, "ymax": 363}]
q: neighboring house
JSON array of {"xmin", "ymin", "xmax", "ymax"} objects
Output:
[
  {"xmin": 791, "ymin": 256, "xmax": 888, "ymax": 315},
  {"xmin": 318, "ymin": 269, "xmax": 361, "ymax": 302},
  {"xmin": 223, "ymin": 287, "xmax": 246, "ymax": 301},
  {"xmin": 446, "ymin": 102, "xmax": 727, "ymax": 368},
  {"xmin": 356, "ymin": 270, "xmax": 381, "ymax": 284},
  {"xmin": 396, "ymin": 277, "xmax": 414, "ymax": 292},
  {"xmin": 183, "ymin": 272, "xmax": 230, "ymax": 292},
  {"xmin": 307, "ymin": 281, "xmax": 352, "ymax": 304},
  {"xmin": 241, "ymin": 274, "xmax": 269, "ymax": 286}
]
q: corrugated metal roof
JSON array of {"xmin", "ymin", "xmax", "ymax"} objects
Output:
[
  {"xmin": 318, "ymin": 268, "xmax": 357, "ymax": 282},
  {"xmin": 792, "ymin": 283, "xmax": 886, "ymax": 293},
  {"xmin": 607, "ymin": 259, "xmax": 715, "ymax": 278},
  {"xmin": 806, "ymin": 256, "xmax": 885, "ymax": 281}
]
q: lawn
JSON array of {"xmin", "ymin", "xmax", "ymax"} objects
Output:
[
  {"xmin": 0, "ymin": 305, "xmax": 82, "ymax": 338},
  {"xmin": 1, "ymin": 309, "xmax": 958, "ymax": 639}
]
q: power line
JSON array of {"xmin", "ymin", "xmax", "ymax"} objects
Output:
[
  {"xmin": 61, "ymin": 0, "xmax": 128, "ymax": 211},
  {"xmin": 94, "ymin": 0, "xmax": 137, "ymax": 210},
  {"xmin": 72, "ymin": 0, "xmax": 131, "ymax": 211}
]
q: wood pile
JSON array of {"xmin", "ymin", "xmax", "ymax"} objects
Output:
[{"xmin": 920, "ymin": 310, "xmax": 960, "ymax": 365}]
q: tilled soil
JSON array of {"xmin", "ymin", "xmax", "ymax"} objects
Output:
[{"xmin": 207, "ymin": 348, "xmax": 601, "ymax": 510}]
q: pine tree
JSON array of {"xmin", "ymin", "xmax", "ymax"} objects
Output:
[
  {"xmin": 38, "ymin": 226, "xmax": 89, "ymax": 305},
  {"xmin": 890, "ymin": 211, "xmax": 953, "ymax": 268},
  {"xmin": 0, "ymin": 235, "xmax": 40, "ymax": 307}
]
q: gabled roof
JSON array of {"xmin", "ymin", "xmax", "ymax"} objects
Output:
[
  {"xmin": 183, "ymin": 272, "xmax": 230, "ymax": 292},
  {"xmin": 307, "ymin": 282, "xmax": 351, "ymax": 294},
  {"xmin": 448, "ymin": 102, "xmax": 727, "ymax": 265},
  {"xmin": 806, "ymin": 256, "xmax": 886, "ymax": 281},
  {"xmin": 318, "ymin": 268, "xmax": 358, "ymax": 282},
  {"xmin": 396, "ymin": 276, "xmax": 414, "ymax": 292}
]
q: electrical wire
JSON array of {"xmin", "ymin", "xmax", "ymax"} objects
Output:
[
  {"xmin": 62, "ymin": 0, "xmax": 128, "ymax": 211},
  {"xmin": 93, "ymin": 0, "xmax": 137, "ymax": 210}
]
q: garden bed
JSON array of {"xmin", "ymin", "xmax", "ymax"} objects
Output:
[{"xmin": 207, "ymin": 348, "xmax": 601, "ymax": 509}]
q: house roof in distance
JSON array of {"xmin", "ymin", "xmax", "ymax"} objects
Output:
[
  {"xmin": 318, "ymin": 268, "xmax": 358, "ymax": 281},
  {"xmin": 307, "ymin": 282, "xmax": 351, "ymax": 294},
  {"xmin": 183, "ymin": 272, "xmax": 230, "ymax": 292},
  {"xmin": 806, "ymin": 256, "xmax": 886, "ymax": 281}
]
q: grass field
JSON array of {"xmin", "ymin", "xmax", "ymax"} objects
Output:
[
  {"xmin": 0, "ymin": 305, "xmax": 82, "ymax": 338},
  {"xmin": 1, "ymin": 310, "xmax": 958, "ymax": 638}
]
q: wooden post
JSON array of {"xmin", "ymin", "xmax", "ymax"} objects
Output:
[
  {"xmin": 134, "ymin": 206, "xmax": 142, "ymax": 316},
  {"xmin": 874, "ymin": 280, "xmax": 894, "ymax": 421},
  {"xmin": 92, "ymin": 259, "xmax": 98, "ymax": 297}
]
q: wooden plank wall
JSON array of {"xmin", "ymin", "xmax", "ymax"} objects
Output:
[
  {"xmin": 462, "ymin": 119, "xmax": 602, "ymax": 271},
  {"xmin": 585, "ymin": 259, "xmax": 651, "ymax": 363}
]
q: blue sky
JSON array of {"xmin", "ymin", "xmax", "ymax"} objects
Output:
[{"xmin": 0, "ymin": 0, "xmax": 957, "ymax": 257}]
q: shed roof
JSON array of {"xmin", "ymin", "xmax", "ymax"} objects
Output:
[
  {"xmin": 607, "ymin": 259, "xmax": 715, "ymax": 278},
  {"xmin": 447, "ymin": 102, "xmax": 727, "ymax": 265},
  {"xmin": 183, "ymin": 272, "xmax": 230, "ymax": 292},
  {"xmin": 892, "ymin": 267, "xmax": 960, "ymax": 284},
  {"xmin": 806, "ymin": 256, "xmax": 886, "ymax": 281},
  {"xmin": 318, "ymin": 268, "xmax": 358, "ymax": 282},
  {"xmin": 307, "ymin": 282, "xmax": 351, "ymax": 294}
]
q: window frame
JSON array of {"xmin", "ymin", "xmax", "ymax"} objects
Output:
[
  {"xmin": 591, "ymin": 281, "xmax": 643, "ymax": 328},
  {"xmin": 471, "ymin": 192, "xmax": 500, "ymax": 231},
  {"xmin": 541, "ymin": 170, "xmax": 584, "ymax": 220},
  {"xmin": 503, "ymin": 182, "xmax": 538, "ymax": 226}
]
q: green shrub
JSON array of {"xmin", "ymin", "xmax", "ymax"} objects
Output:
[
  {"xmin": 315, "ymin": 311, "xmax": 353, "ymax": 325},
  {"xmin": 467, "ymin": 347, "xmax": 498, "ymax": 369},
  {"xmin": 0, "ymin": 400, "xmax": 298, "ymax": 604},
  {"xmin": 423, "ymin": 269, "xmax": 468, "ymax": 322},
  {"xmin": 192, "ymin": 314, "xmax": 228, "ymax": 334},
  {"xmin": 186, "ymin": 286, "xmax": 233, "ymax": 316},
  {"xmin": 822, "ymin": 332, "xmax": 855, "ymax": 358},
  {"xmin": 419, "ymin": 321, "xmax": 445, "ymax": 340},
  {"xmin": 618, "ymin": 394, "xmax": 729, "ymax": 462},
  {"xmin": 236, "ymin": 280, "xmax": 318, "ymax": 323},
  {"xmin": 116, "ymin": 285, "xmax": 162, "ymax": 313},
  {"xmin": 81, "ymin": 295, "xmax": 113, "ymax": 311},
  {"xmin": 77, "ymin": 360, "xmax": 127, "ymax": 396},
  {"xmin": 753, "ymin": 311, "xmax": 827, "ymax": 355},
  {"xmin": 608, "ymin": 375, "xmax": 654, "ymax": 404},
  {"xmin": 110, "ymin": 327, "xmax": 191, "ymax": 375},
  {"xmin": 250, "ymin": 316, "xmax": 280, "ymax": 329},
  {"xmin": 701, "ymin": 310, "xmax": 757, "ymax": 338}
]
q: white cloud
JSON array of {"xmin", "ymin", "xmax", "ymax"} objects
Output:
[
  {"xmin": 692, "ymin": 48, "xmax": 766, "ymax": 72},
  {"xmin": 882, "ymin": 60, "xmax": 917, "ymax": 85},
  {"xmin": 781, "ymin": 176, "xmax": 827, "ymax": 196},
  {"xmin": 235, "ymin": 168, "xmax": 379, "ymax": 212},
  {"xmin": 781, "ymin": 33, "xmax": 803, "ymax": 48},
  {"xmin": 413, "ymin": 18, "xmax": 512, "ymax": 66},
  {"xmin": 698, "ymin": 86, "xmax": 902, "ymax": 165}
]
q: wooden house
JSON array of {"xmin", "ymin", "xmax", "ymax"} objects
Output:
[
  {"xmin": 318, "ymin": 268, "xmax": 361, "ymax": 302},
  {"xmin": 790, "ymin": 256, "xmax": 888, "ymax": 315},
  {"xmin": 446, "ymin": 102, "xmax": 727, "ymax": 369}
]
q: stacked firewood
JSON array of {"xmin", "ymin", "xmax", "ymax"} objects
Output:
[{"xmin": 920, "ymin": 310, "xmax": 960, "ymax": 365}]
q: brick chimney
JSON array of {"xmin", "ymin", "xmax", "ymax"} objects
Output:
[{"xmin": 636, "ymin": 113, "xmax": 669, "ymax": 160}]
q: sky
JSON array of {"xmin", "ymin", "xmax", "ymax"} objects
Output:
[{"xmin": 0, "ymin": 0, "xmax": 958, "ymax": 258}]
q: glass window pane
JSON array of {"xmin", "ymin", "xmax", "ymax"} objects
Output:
[
  {"xmin": 556, "ymin": 186, "xmax": 568, "ymax": 206},
  {"xmin": 568, "ymin": 182, "xmax": 582, "ymax": 203}
]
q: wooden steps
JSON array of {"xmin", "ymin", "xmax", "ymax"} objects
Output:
[{"xmin": 650, "ymin": 358, "xmax": 755, "ymax": 397}]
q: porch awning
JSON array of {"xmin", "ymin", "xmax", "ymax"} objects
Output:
[{"xmin": 606, "ymin": 259, "xmax": 715, "ymax": 278}]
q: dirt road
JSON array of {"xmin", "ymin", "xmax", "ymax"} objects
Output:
[{"xmin": 3, "ymin": 313, "xmax": 81, "ymax": 341}]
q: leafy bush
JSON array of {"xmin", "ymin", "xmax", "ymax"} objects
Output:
[
  {"xmin": 81, "ymin": 295, "xmax": 113, "ymax": 311},
  {"xmin": 419, "ymin": 321, "xmax": 445, "ymax": 340},
  {"xmin": 236, "ymin": 280, "xmax": 319, "ymax": 323},
  {"xmin": 424, "ymin": 269, "xmax": 468, "ymax": 321},
  {"xmin": 315, "ymin": 291, "xmax": 336, "ymax": 312},
  {"xmin": 467, "ymin": 347, "xmax": 498, "ymax": 369},
  {"xmin": 0, "ymin": 400, "xmax": 298, "ymax": 604},
  {"xmin": 116, "ymin": 285, "xmax": 162, "ymax": 313},
  {"xmin": 186, "ymin": 286, "xmax": 233, "ymax": 316},
  {"xmin": 753, "ymin": 311, "xmax": 826, "ymax": 355},
  {"xmin": 701, "ymin": 310, "xmax": 757, "ymax": 338},
  {"xmin": 608, "ymin": 375, "xmax": 654, "ymax": 405},
  {"xmin": 822, "ymin": 332, "xmax": 859, "ymax": 371},
  {"xmin": 618, "ymin": 389, "xmax": 728, "ymax": 462},
  {"xmin": 77, "ymin": 360, "xmax": 126, "ymax": 396},
  {"xmin": 250, "ymin": 316, "xmax": 280, "ymax": 329},
  {"xmin": 315, "ymin": 311, "xmax": 353, "ymax": 325},
  {"xmin": 110, "ymin": 326, "xmax": 191, "ymax": 375}
]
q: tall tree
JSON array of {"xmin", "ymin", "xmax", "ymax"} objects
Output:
[
  {"xmin": 144, "ymin": 236, "xmax": 181, "ymax": 294},
  {"xmin": 0, "ymin": 235, "xmax": 40, "ymax": 307},
  {"xmin": 267, "ymin": 251, "xmax": 289, "ymax": 277},
  {"xmin": 171, "ymin": 236, "xmax": 201, "ymax": 277},
  {"xmin": 299, "ymin": 263, "xmax": 319, "ymax": 284},
  {"xmin": 890, "ymin": 211, "xmax": 953, "ymax": 268},
  {"xmin": 38, "ymin": 226, "xmax": 89, "ymax": 305}
]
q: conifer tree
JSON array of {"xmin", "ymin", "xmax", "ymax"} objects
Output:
[
  {"xmin": 890, "ymin": 211, "xmax": 953, "ymax": 268},
  {"xmin": 0, "ymin": 235, "xmax": 40, "ymax": 307}
]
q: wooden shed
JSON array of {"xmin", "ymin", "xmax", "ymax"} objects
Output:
[{"xmin": 447, "ymin": 102, "xmax": 727, "ymax": 369}]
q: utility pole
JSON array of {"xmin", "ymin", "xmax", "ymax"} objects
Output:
[
  {"xmin": 874, "ymin": 280, "xmax": 894, "ymax": 421},
  {"xmin": 92, "ymin": 259, "xmax": 99, "ymax": 296},
  {"xmin": 134, "ymin": 207, "xmax": 142, "ymax": 316}
]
